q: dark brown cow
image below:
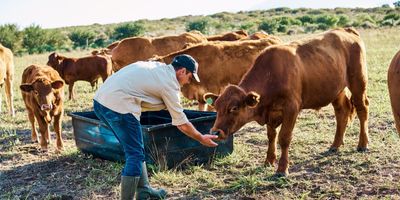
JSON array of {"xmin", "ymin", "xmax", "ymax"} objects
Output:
[
  {"xmin": 0, "ymin": 43, "xmax": 15, "ymax": 117},
  {"xmin": 20, "ymin": 65, "xmax": 65, "ymax": 151},
  {"xmin": 204, "ymin": 28, "xmax": 369, "ymax": 176},
  {"xmin": 206, "ymin": 30, "xmax": 249, "ymax": 41},
  {"xmin": 156, "ymin": 36, "xmax": 281, "ymax": 110},
  {"xmin": 388, "ymin": 49, "xmax": 400, "ymax": 135},
  {"xmin": 111, "ymin": 31, "xmax": 207, "ymax": 71},
  {"xmin": 47, "ymin": 52, "xmax": 113, "ymax": 100}
]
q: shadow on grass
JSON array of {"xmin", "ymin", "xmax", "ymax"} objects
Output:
[{"xmin": 0, "ymin": 150, "xmax": 120, "ymax": 200}]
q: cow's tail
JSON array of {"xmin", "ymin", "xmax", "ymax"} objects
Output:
[
  {"xmin": 346, "ymin": 89, "xmax": 357, "ymax": 123},
  {"xmin": 344, "ymin": 27, "xmax": 360, "ymax": 36}
]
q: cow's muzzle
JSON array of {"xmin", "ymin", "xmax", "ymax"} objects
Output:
[
  {"xmin": 41, "ymin": 104, "xmax": 53, "ymax": 111},
  {"xmin": 210, "ymin": 128, "xmax": 226, "ymax": 140}
]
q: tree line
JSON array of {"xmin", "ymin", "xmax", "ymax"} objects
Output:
[{"xmin": 0, "ymin": 5, "xmax": 399, "ymax": 56}]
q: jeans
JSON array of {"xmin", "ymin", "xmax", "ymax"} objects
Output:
[{"xmin": 93, "ymin": 100, "xmax": 145, "ymax": 177}]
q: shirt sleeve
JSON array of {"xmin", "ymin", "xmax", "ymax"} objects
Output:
[{"xmin": 161, "ymin": 86, "xmax": 189, "ymax": 126}]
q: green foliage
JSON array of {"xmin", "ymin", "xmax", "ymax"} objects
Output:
[
  {"xmin": 337, "ymin": 15, "xmax": 351, "ymax": 26},
  {"xmin": 69, "ymin": 29, "xmax": 97, "ymax": 49},
  {"xmin": 113, "ymin": 22, "xmax": 145, "ymax": 40},
  {"xmin": 186, "ymin": 18, "xmax": 211, "ymax": 34},
  {"xmin": 0, "ymin": 24, "xmax": 22, "ymax": 52},
  {"xmin": 22, "ymin": 24, "xmax": 49, "ymax": 54},
  {"xmin": 297, "ymin": 15, "xmax": 314, "ymax": 25},
  {"xmin": 394, "ymin": 1, "xmax": 400, "ymax": 7},
  {"xmin": 258, "ymin": 19, "xmax": 278, "ymax": 34},
  {"xmin": 315, "ymin": 15, "xmax": 339, "ymax": 28}
]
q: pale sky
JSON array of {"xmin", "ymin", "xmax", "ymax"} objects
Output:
[{"xmin": 0, "ymin": 0, "xmax": 395, "ymax": 29}]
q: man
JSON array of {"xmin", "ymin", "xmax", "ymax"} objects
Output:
[{"xmin": 93, "ymin": 54, "xmax": 218, "ymax": 200}]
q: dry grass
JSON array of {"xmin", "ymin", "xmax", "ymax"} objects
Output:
[{"xmin": 1, "ymin": 28, "xmax": 400, "ymax": 199}]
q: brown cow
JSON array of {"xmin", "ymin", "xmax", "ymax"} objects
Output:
[
  {"xmin": 20, "ymin": 65, "xmax": 65, "ymax": 151},
  {"xmin": 47, "ymin": 52, "xmax": 113, "ymax": 100},
  {"xmin": 206, "ymin": 30, "xmax": 249, "ymax": 41},
  {"xmin": 156, "ymin": 36, "xmax": 281, "ymax": 110},
  {"xmin": 111, "ymin": 31, "xmax": 207, "ymax": 71},
  {"xmin": 388, "ymin": 49, "xmax": 400, "ymax": 135},
  {"xmin": 0, "ymin": 43, "xmax": 15, "ymax": 117},
  {"xmin": 204, "ymin": 28, "xmax": 369, "ymax": 176},
  {"xmin": 248, "ymin": 31, "xmax": 270, "ymax": 40}
]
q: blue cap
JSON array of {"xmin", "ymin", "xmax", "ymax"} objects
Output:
[{"xmin": 171, "ymin": 54, "xmax": 200, "ymax": 82}]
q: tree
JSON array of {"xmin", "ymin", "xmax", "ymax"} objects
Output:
[
  {"xmin": 22, "ymin": 24, "xmax": 48, "ymax": 54},
  {"xmin": 258, "ymin": 19, "xmax": 278, "ymax": 34},
  {"xmin": 69, "ymin": 29, "xmax": 97, "ymax": 49},
  {"xmin": 113, "ymin": 22, "xmax": 145, "ymax": 40},
  {"xmin": 186, "ymin": 18, "xmax": 210, "ymax": 34},
  {"xmin": 0, "ymin": 24, "xmax": 22, "ymax": 52},
  {"xmin": 394, "ymin": 1, "xmax": 400, "ymax": 8}
]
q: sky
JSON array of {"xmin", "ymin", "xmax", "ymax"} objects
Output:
[{"xmin": 0, "ymin": 0, "xmax": 395, "ymax": 29}]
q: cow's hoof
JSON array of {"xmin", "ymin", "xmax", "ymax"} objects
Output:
[
  {"xmin": 328, "ymin": 147, "xmax": 338, "ymax": 153},
  {"xmin": 273, "ymin": 172, "xmax": 287, "ymax": 178},
  {"xmin": 357, "ymin": 147, "xmax": 369, "ymax": 152}
]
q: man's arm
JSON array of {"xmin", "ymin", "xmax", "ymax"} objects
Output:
[{"xmin": 177, "ymin": 122, "xmax": 218, "ymax": 147}]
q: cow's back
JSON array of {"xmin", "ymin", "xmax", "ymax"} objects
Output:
[
  {"xmin": 240, "ymin": 28, "xmax": 365, "ymax": 109},
  {"xmin": 158, "ymin": 37, "xmax": 281, "ymax": 102},
  {"xmin": 61, "ymin": 55, "xmax": 110, "ymax": 82},
  {"xmin": 388, "ymin": 49, "xmax": 400, "ymax": 134}
]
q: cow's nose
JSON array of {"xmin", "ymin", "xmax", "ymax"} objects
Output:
[{"xmin": 41, "ymin": 104, "xmax": 52, "ymax": 111}]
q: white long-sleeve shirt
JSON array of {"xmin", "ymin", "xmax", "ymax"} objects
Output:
[{"xmin": 94, "ymin": 61, "xmax": 189, "ymax": 126}]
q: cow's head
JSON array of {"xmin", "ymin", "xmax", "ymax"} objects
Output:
[
  {"xmin": 204, "ymin": 85, "xmax": 260, "ymax": 140},
  {"xmin": 20, "ymin": 78, "xmax": 64, "ymax": 122},
  {"xmin": 47, "ymin": 52, "xmax": 64, "ymax": 69}
]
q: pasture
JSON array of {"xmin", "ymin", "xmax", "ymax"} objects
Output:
[{"xmin": 1, "ymin": 28, "xmax": 400, "ymax": 199}]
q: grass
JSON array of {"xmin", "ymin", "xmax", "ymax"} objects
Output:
[{"xmin": 1, "ymin": 28, "xmax": 400, "ymax": 199}]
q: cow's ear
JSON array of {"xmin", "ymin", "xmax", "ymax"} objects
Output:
[
  {"xmin": 203, "ymin": 93, "xmax": 219, "ymax": 107},
  {"xmin": 51, "ymin": 80, "xmax": 64, "ymax": 89},
  {"xmin": 20, "ymin": 84, "xmax": 34, "ymax": 92},
  {"xmin": 245, "ymin": 91, "xmax": 260, "ymax": 108}
]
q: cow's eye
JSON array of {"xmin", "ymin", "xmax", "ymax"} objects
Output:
[
  {"xmin": 34, "ymin": 91, "xmax": 39, "ymax": 95},
  {"xmin": 229, "ymin": 106, "xmax": 239, "ymax": 113}
]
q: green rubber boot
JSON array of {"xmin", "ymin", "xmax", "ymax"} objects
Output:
[
  {"xmin": 120, "ymin": 176, "xmax": 140, "ymax": 200},
  {"xmin": 136, "ymin": 162, "xmax": 167, "ymax": 200}
]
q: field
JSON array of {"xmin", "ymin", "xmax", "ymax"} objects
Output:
[{"xmin": 1, "ymin": 28, "xmax": 400, "ymax": 199}]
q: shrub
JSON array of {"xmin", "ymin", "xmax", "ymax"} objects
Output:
[
  {"xmin": 186, "ymin": 18, "xmax": 211, "ymax": 34},
  {"xmin": 22, "ymin": 24, "xmax": 49, "ymax": 54},
  {"xmin": 0, "ymin": 24, "xmax": 22, "ymax": 52},
  {"xmin": 337, "ymin": 15, "xmax": 351, "ymax": 27},
  {"xmin": 297, "ymin": 15, "xmax": 314, "ymax": 25},
  {"xmin": 113, "ymin": 22, "xmax": 145, "ymax": 40},
  {"xmin": 69, "ymin": 29, "xmax": 97, "ymax": 49},
  {"xmin": 258, "ymin": 19, "xmax": 278, "ymax": 34},
  {"xmin": 315, "ymin": 15, "xmax": 339, "ymax": 28}
]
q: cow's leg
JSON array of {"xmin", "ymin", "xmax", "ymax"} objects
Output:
[
  {"xmin": 53, "ymin": 113, "xmax": 64, "ymax": 151},
  {"xmin": 329, "ymin": 90, "xmax": 354, "ymax": 151},
  {"xmin": 0, "ymin": 89, "xmax": 2, "ymax": 113},
  {"xmin": 45, "ymin": 125, "xmax": 51, "ymax": 144},
  {"xmin": 27, "ymin": 107, "xmax": 38, "ymax": 143},
  {"xmin": 69, "ymin": 82, "xmax": 75, "ymax": 100},
  {"xmin": 4, "ymin": 75, "xmax": 15, "ymax": 117},
  {"xmin": 347, "ymin": 53, "xmax": 369, "ymax": 152},
  {"xmin": 35, "ymin": 115, "xmax": 49, "ymax": 151},
  {"xmin": 265, "ymin": 125, "xmax": 277, "ymax": 166},
  {"xmin": 276, "ymin": 102, "xmax": 299, "ymax": 176}
]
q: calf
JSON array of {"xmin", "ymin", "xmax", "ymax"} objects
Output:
[
  {"xmin": 204, "ymin": 28, "xmax": 369, "ymax": 176},
  {"xmin": 47, "ymin": 52, "xmax": 113, "ymax": 100},
  {"xmin": 0, "ymin": 43, "xmax": 15, "ymax": 117},
  {"xmin": 20, "ymin": 65, "xmax": 65, "ymax": 151}
]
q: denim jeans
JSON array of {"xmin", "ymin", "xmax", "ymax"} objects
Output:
[{"xmin": 93, "ymin": 100, "xmax": 145, "ymax": 177}]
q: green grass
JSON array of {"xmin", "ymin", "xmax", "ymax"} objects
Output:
[{"xmin": 1, "ymin": 28, "xmax": 400, "ymax": 199}]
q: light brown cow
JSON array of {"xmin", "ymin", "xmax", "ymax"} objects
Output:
[
  {"xmin": 388, "ymin": 49, "xmax": 400, "ymax": 135},
  {"xmin": 111, "ymin": 31, "xmax": 207, "ymax": 71},
  {"xmin": 206, "ymin": 30, "xmax": 249, "ymax": 41},
  {"xmin": 20, "ymin": 65, "xmax": 65, "ymax": 151},
  {"xmin": 204, "ymin": 28, "xmax": 369, "ymax": 176},
  {"xmin": 248, "ymin": 31, "xmax": 270, "ymax": 40},
  {"xmin": 0, "ymin": 43, "xmax": 15, "ymax": 117},
  {"xmin": 47, "ymin": 52, "xmax": 113, "ymax": 100},
  {"xmin": 156, "ymin": 36, "xmax": 281, "ymax": 110}
]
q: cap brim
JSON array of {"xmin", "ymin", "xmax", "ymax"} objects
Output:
[{"xmin": 193, "ymin": 73, "xmax": 200, "ymax": 82}]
